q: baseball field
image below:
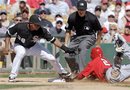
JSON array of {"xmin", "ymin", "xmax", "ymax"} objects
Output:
[{"xmin": 0, "ymin": 73, "xmax": 130, "ymax": 90}]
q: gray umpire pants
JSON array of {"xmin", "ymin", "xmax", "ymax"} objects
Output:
[{"xmin": 65, "ymin": 34, "xmax": 96, "ymax": 71}]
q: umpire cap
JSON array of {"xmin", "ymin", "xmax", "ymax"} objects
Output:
[
  {"xmin": 77, "ymin": 0, "xmax": 87, "ymax": 10},
  {"xmin": 29, "ymin": 15, "xmax": 42, "ymax": 26}
]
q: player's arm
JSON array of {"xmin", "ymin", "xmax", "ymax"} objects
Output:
[
  {"xmin": 94, "ymin": 17, "xmax": 102, "ymax": 47},
  {"xmin": 52, "ymin": 38, "xmax": 75, "ymax": 54},
  {"xmin": 96, "ymin": 30, "xmax": 102, "ymax": 47},
  {"xmin": 64, "ymin": 31, "xmax": 71, "ymax": 46},
  {"xmin": 76, "ymin": 62, "xmax": 93, "ymax": 80},
  {"xmin": 64, "ymin": 15, "xmax": 74, "ymax": 46},
  {"xmin": 43, "ymin": 29, "xmax": 75, "ymax": 54}
]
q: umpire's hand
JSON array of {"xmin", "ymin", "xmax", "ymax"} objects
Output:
[{"xmin": 61, "ymin": 45, "xmax": 75, "ymax": 54}]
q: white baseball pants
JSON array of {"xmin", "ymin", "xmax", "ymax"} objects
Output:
[
  {"xmin": 9, "ymin": 43, "xmax": 67, "ymax": 78},
  {"xmin": 106, "ymin": 64, "xmax": 130, "ymax": 83},
  {"xmin": 122, "ymin": 42, "xmax": 130, "ymax": 60}
]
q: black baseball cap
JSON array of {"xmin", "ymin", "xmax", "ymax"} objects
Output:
[
  {"xmin": 39, "ymin": 9, "xmax": 46, "ymax": 14},
  {"xmin": 29, "ymin": 15, "xmax": 42, "ymax": 26},
  {"xmin": 95, "ymin": 5, "xmax": 101, "ymax": 11},
  {"xmin": 0, "ymin": 10, "xmax": 7, "ymax": 15},
  {"xmin": 77, "ymin": 0, "xmax": 87, "ymax": 10}
]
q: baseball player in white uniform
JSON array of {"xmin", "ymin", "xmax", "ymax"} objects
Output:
[{"xmin": 106, "ymin": 33, "xmax": 130, "ymax": 83}]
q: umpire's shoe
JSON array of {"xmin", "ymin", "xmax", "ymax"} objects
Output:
[{"xmin": 48, "ymin": 72, "xmax": 73, "ymax": 82}]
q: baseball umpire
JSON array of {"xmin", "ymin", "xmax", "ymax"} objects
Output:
[
  {"xmin": 64, "ymin": 0, "xmax": 102, "ymax": 74},
  {"xmin": 3, "ymin": 14, "xmax": 75, "ymax": 82}
]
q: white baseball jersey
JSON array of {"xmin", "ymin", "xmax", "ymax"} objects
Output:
[
  {"xmin": 105, "ymin": 64, "xmax": 130, "ymax": 83},
  {"xmin": 105, "ymin": 33, "xmax": 130, "ymax": 83}
]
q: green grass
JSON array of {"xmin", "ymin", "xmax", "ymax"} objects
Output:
[
  {"xmin": 0, "ymin": 84, "xmax": 47, "ymax": 89},
  {"xmin": 0, "ymin": 72, "xmax": 57, "ymax": 78}
]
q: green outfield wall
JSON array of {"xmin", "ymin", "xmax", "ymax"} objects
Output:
[{"xmin": 40, "ymin": 43, "xmax": 130, "ymax": 69}]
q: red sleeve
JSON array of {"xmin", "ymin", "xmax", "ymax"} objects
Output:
[{"xmin": 79, "ymin": 61, "xmax": 94, "ymax": 78}]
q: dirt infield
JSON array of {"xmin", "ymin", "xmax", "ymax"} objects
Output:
[{"xmin": 0, "ymin": 78, "xmax": 130, "ymax": 90}]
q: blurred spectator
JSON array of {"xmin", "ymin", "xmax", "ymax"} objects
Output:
[
  {"xmin": 118, "ymin": 5, "xmax": 130, "ymax": 34},
  {"xmin": 87, "ymin": 0, "xmax": 101, "ymax": 13},
  {"xmin": 38, "ymin": 9, "xmax": 53, "ymax": 30},
  {"xmin": 26, "ymin": 0, "xmax": 43, "ymax": 8},
  {"xmin": 94, "ymin": 5, "xmax": 106, "ymax": 26},
  {"xmin": 21, "ymin": 9, "xmax": 29, "ymax": 22},
  {"xmin": 102, "ymin": 22, "xmax": 118, "ymax": 43},
  {"xmin": 0, "ymin": 20, "xmax": 8, "ymax": 38},
  {"xmin": 49, "ymin": 16, "xmax": 66, "ymax": 65},
  {"xmin": 50, "ymin": 18, "xmax": 65, "ymax": 37},
  {"xmin": 108, "ymin": 0, "xmax": 116, "ymax": 12},
  {"xmin": 52, "ymin": 14, "xmax": 62, "ymax": 26},
  {"xmin": 101, "ymin": 27, "xmax": 108, "ymax": 43},
  {"xmin": 52, "ymin": 14, "xmax": 66, "ymax": 31},
  {"xmin": 0, "ymin": 10, "xmax": 10, "ymax": 28},
  {"xmin": 9, "ymin": 13, "xmax": 22, "ymax": 28},
  {"xmin": 114, "ymin": 11, "xmax": 119, "ymax": 23},
  {"xmin": 103, "ymin": 11, "xmax": 116, "ymax": 32},
  {"xmin": 34, "ymin": 2, "xmax": 51, "ymax": 15},
  {"xmin": 70, "ymin": 0, "xmax": 78, "ymax": 7},
  {"xmin": 125, "ymin": 2, "xmax": 130, "ymax": 5},
  {"xmin": 87, "ymin": 0, "xmax": 95, "ymax": 13},
  {"xmin": 45, "ymin": 0, "xmax": 70, "ymax": 16},
  {"xmin": 114, "ymin": 1, "xmax": 125, "ymax": 22},
  {"xmin": 10, "ymin": 0, "xmax": 31, "ymax": 16},
  {"xmin": 7, "ymin": 0, "xmax": 16, "ymax": 5},
  {"xmin": 19, "ymin": 1, "xmax": 29, "ymax": 12},
  {"xmin": 123, "ymin": 0, "xmax": 130, "ymax": 3},
  {"xmin": 64, "ymin": 0, "xmax": 73, "ymax": 8},
  {"xmin": 0, "ymin": 0, "xmax": 7, "ymax": 4},
  {"xmin": 0, "ymin": 20, "xmax": 8, "ymax": 67},
  {"xmin": 100, "ymin": 0, "xmax": 112, "ymax": 21},
  {"xmin": 123, "ymin": 22, "xmax": 130, "ymax": 43},
  {"xmin": 65, "ymin": 0, "xmax": 77, "ymax": 14}
]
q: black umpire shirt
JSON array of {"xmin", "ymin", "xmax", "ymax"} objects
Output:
[
  {"xmin": 66, "ymin": 11, "xmax": 102, "ymax": 36},
  {"xmin": 6, "ymin": 23, "xmax": 54, "ymax": 48}
]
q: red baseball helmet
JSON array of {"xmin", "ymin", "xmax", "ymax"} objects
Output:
[{"xmin": 90, "ymin": 47, "xmax": 103, "ymax": 59}]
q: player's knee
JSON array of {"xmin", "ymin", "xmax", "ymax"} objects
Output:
[
  {"xmin": 47, "ymin": 55, "xmax": 56, "ymax": 61},
  {"xmin": 16, "ymin": 50, "xmax": 26, "ymax": 57}
]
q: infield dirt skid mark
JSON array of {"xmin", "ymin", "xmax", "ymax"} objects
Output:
[{"xmin": 1, "ymin": 78, "xmax": 130, "ymax": 90}]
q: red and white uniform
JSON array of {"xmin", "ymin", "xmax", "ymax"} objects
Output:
[
  {"xmin": 76, "ymin": 47, "xmax": 112, "ymax": 81},
  {"xmin": 78, "ymin": 57, "xmax": 112, "ymax": 81}
]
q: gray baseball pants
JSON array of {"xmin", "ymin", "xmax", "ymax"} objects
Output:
[
  {"xmin": 65, "ymin": 34, "xmax": 96, "ymax": 71},
  {"xmin": 9, "ymin": 43, "xmax": 67, "ymax": 79}
]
